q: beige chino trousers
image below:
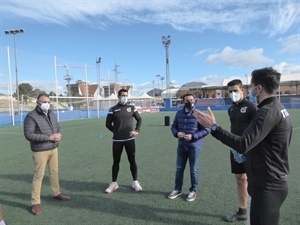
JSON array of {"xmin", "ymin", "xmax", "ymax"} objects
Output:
[{"xmin": 31, "ymin": 148, "xmax": 60, "ymax": 205}]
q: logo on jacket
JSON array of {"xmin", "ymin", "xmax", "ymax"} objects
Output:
[
  {"xmin": 240, "ymin": 107, "xmax": 247, "ymax": 113},
  {"xmin": 127, "ymin": 107, "xmax": 132, "ymax": 112}
]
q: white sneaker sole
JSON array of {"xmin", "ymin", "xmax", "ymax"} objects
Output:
[
  {"xmin": 105, "ymin": 185, "xmax": 119, "ymax": 194},
  {"xmin": 168, "ymin": 192, "xmax": 182, "ymax": 199}
]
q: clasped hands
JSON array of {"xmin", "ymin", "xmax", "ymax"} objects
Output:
[
  {"xmin": 49, "ymin": 133, "xmax": 62, "ymax": 142},
  {"xmin": 177, "ymin": 132, "xmax": 192, "ymax": 141}
]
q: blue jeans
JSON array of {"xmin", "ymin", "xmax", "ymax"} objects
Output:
[{"xmin": 174, "ymin": 146, "xmax": 201, "ymax": 193}]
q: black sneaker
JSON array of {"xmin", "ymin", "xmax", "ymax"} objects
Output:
[{"xmin": 225, "ymin": 212, "xmax": 248, "ymax": 222}]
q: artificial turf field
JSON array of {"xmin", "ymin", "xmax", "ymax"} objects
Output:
[{"xmin": 0, "ymin": 109, "xmax": 299, "ymax": 225}]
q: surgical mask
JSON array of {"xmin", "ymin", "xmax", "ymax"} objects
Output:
[
  {"xmin": 184, "ymin": 101, "xmax": 194, "ymax": 110},
  {"xmin": 40, "ymin": 103, "xmax": 50, "ymax": 112},
  {"xmin": 230, "ymin": 92, "xmax": 241, "ymax": 103},
  {"xmin": 120, "ymin": 96, "xmax": 128, "ymax": 104},
  {"xmin": 248, "ymin": 86, "xmax": 259, "ymax": 104}
]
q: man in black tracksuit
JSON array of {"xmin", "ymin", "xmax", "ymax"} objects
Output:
[
  {"xmin": 225, "ymin": 79, "xmax": 257, "ymax": 222},
  {"xmin": 194, "ymin": 67, "xmax": 292, "ymax": 225},
  {"xmin": 105, "ymin": 89, "xmax": 142, "ymax": 194}
]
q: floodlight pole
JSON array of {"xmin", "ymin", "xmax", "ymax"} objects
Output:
[
  {"xmin": 162, "ymin": 35, "xmax": 171, "ymax": 90},
  {"xmin": 4, "ymin": 28, "xmax": 25, "ymax": 114},
  {"xmin": 156, "ymin": 74, "xmax": 160, "ymax": 90},
  {"xmin": 96, "ymin": 57, "xmax": 102, "ymax": 96}
]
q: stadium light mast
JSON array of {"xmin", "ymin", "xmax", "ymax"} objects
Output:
[
  {"xmin": 4, "ymin": 28, "xmax": 25, "ymax": 114},
  {"xmin": 96, "ymin": 57, "xmax": 101, "ymax": 96},
  {"xmin": 156, "ymin": 74, "xmax": 160, "ymax": 90},
  {"xmin": 162, "ymin": 35, "xmax": 171, "ymax": 90}
]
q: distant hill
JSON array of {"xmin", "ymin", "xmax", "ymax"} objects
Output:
[{"xmin": 181, "ymin": 81, "xmax": 207, "ymax": 88}]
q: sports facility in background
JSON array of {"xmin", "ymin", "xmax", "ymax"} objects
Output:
[{"xmin": 0, "ymin": 46, "xmax": 299, "ymax": 126}]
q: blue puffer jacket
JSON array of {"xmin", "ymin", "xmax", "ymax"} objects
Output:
[
  {"xmin": 24, "ymin": 106, "xmax": 61, "ymax": 152},
  {"xmin": 171, "ymin": 106, "xmax": 210, "ymax": 149}
]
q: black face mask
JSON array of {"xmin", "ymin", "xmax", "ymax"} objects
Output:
[{"xmin": 184, "ymin": 102, "xmax": 193, "ymax": 109}]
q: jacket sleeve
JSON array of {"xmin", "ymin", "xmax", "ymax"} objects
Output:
[
  {"xmin": 171, "ymin": 112, "xmax": 179, "ymax": 138},
  {"xmin": 211, "ymin": 107, "xmax": 276, "ymax": 154},
  {"xmin": 133, "ymin": 109, "xmax": 142, "ymax": 131},
  {"xmin": 193, "ymin": 123, "xmax": 210, "ymax": 140},
  {"xmin": 105, "ymin": 109, "xmax": 114, "ymax": 132},
  {"xmin": 23, "ymin": 114, "xmax": 49, "ymax": 143}
]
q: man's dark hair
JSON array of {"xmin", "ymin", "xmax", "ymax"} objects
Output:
[
  {"xmin": 251, "ymin": 67, "xmax": 281, "ymax": 94},
  {"xmin": 227, "ymin": 79, "xmax": 243, "ymax": 87},
  {"xmin": 37, "ymin": 93, "xmax": 49, "ymax": 101},
  {"xmin": 118, "ymin": 89, "xmax": 128, "ymax": 97},
  {"xmin": 182, "ymin": 93, "xmax": 194, "ymax": 101}
]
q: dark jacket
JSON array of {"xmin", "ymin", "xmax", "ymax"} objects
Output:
[
  {"xmin": 106, "ymin": 103, "xmax": 142, "ymax": 141},
  {"xmin": 212, "ymin": 97, "xmax": 292, "ymax": 190},
  {"xmin": 171, "ymin": 106, "xmax": 210, "ymax": 149},
  {"xmin": 24, "ymin": 106, "xmax": 61, "ymax": 152}
]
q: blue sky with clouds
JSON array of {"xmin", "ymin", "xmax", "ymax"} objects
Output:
[{"xmin": 0, "ymin": 0, "xmax": 299, "ymax": 95}]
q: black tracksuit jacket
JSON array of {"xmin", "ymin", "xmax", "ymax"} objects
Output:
[
  {"xmin": 106, "ymin": 103, "xmax": 142, "ymax": 141},
  {"xmin": 212, "ymin": 96, "xmax": 292, "ymax": 190}
]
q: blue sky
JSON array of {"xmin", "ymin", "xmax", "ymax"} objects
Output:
[{"xmin": 0, "ymin": 0, "xmax": 299, "ymax": 96}]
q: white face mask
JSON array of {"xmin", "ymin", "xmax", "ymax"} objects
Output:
[
  {"xmin": 230, "ymin": 92, "xmax": 241, "ymax": 103},
  {"xmin": 40, "ymin": 103, "xmax": 50, "ymax": 112},
  {"xmin": 120, "ymin": 96, "xmax": 128, "ymax": 104}
]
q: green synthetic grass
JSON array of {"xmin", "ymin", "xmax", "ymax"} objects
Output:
[{"xmin": 0, "ymin": 110, "xmax": 299, "ymax": 225}]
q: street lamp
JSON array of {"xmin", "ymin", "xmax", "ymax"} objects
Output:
[
  {"xmin": 96, "ymin": 57, "xmax": 102, "ymax": 96},
  {"xmin": 152, "ymin": 80, "xmax": 155, "ymax": 97},
  {"xmin": 156, "ymin": 74, "xmax": 160, "ymax": 90},
  {"xmin": 4, "ymin": 28, "xmax": 25, "ymax": 114}
]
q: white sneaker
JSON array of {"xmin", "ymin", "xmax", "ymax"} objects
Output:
[
  {"xmin": 132, "ymin": 180, "xmax": 142, "ymax": 192},
  {"xmin": 105, "ymin": 182, "xmax": 119, "ymax": 194},
  {"xmin": 186, "ymin": 191, "xmax": 197, "ymax": 202},
  {"xmin": 168, "ymin": 190, "xmax": 182, "ymax": 199}
]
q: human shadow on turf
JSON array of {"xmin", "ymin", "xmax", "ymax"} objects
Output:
[{"xmin": 1, "ymin": 173, "xmax": 224, "ymax": 225}]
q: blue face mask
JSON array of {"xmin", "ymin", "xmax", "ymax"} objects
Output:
[{"xmin": 248, "ymin": 86, "xmax": 259, "ymax": 104}]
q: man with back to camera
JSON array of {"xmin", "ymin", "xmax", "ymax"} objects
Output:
[
  {"xmin": 24, "ymin": 93, "xmax": 70, "ymax": 215},
  {"xmin": 168, "ymin": 93, "xmax": 210, "ymax": 202},
  {"xmin": 225, "ymin": 79, "xmax": 257, "ymax": 222},
  {"xmin": 194, "ymin": 67, "xmax": 292, "ymax": 225},
  {"xmin": 105, "ymin": 89, "xmax": 142, "ymax": 193}
]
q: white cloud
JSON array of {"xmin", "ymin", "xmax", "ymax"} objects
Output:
[
  {"xmin": 278, "ymin": 34, "xmax": 300, "ymax": 54},
  {"xmin": 273, "ymin": 62, "xmax": 300, "ymax": 74},
  {"xmin": 1, "ymin": 0, "xmax": 299, "ymax": 35},
  {"xmin": 205, "ymin": 46, "xmax": 273, "ymax": 67},
  {"xmin": 194, "ymin": 48, "xmax": 213, "ymax": 57}
]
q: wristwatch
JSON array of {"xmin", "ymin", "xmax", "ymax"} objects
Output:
[{"xmin": 211, "ymin": 124, "xmax": 219, "ymax": 131}]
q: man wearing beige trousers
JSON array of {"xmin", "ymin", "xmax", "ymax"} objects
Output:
[{"xmin": 24, "ymin": 93, "xmax": 70, "ymax": 215}]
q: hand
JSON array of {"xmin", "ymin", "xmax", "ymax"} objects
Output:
[
  {"xmin": 184, "ymin": 134, "xmax": 192, "ymax": 141},
  {"xmin": 193, "ymin": 107, "xmax": 216, "ymax": 128},
  {"xmin": 50, "ymin": 133, "xmax": 62, "ymax": 142},
  {"xmin": 129, "ymin": 130, "xmax": 139, "ymax": 137},
  {"xmin": 177, "ymin": 132, "xmax": 185, "ymax": 138}
]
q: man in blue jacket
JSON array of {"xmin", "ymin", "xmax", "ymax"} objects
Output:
[
  {"xmin": 24, "ymin": 94, "xmax": 70, "ymax": 215},
  {"xmin": 169, "ymin": 94, "xmax": 210, "ymax": 202}
]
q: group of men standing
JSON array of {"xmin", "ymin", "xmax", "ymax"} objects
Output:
[{"xmin": 1, "ymin": 67, "xmax": 292, "ymax": 225}]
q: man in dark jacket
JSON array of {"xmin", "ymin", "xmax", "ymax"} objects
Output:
[
  {"xmin": 105, "ymin": 89, "xmax": 142, "ymax": 194},
  {"xmin": 225, "ymin": 79, "xmax": 257, "ymax": 222},
  {"xmin": 24, "ymin": 94, "xmax": 70, "ymax": 215},
  {"xmin": 194, "ymin": 67, "xmax": 292, "ymax": 225},
  {"xmin": 168, "ymin": 94, "xmax": 209, "ymax": 202}
]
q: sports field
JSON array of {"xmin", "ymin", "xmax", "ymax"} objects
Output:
[{"xmin": 0, "ymin": 109, "xmax": 299, "ymax": 225}]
